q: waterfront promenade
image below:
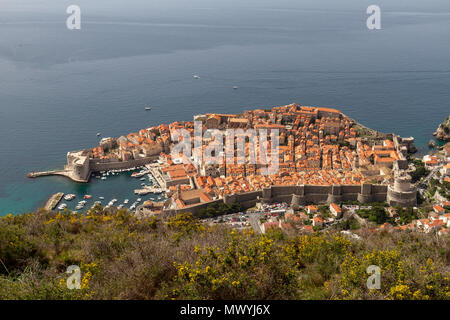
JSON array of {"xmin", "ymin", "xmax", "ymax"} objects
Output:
[{"xmin": 27, "ymin": 170, "xmax": 89, "ymax": 183}]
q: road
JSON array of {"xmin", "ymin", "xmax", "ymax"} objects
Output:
[
  {"xmin": 248, "ymin": 212, "xmax": 263, "ymax": 234},
  {"xmin": 417, "ymin": 166, "xmax": 441, "ymax": 197},
  {"xmin": 420, "ymin": 166, "xmax": 440, "ymax": 185}
]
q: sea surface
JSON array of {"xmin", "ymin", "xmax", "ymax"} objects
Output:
[{"xmin": 1, "ymin": 0, "xmax": 449, "ymax": 215}]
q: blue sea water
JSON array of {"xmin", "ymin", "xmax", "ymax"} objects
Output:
[{"xmin": 1, "ymin": 0, "xmax": 449, "ymax": 215}]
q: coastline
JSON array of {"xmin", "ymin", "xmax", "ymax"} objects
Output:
[
  {"xmin": 26, "ymin": 103, "xmax": 420, "ymax": 216},
  {"xmin": 32, "ymin": 107, "xmax": 395, "ymax": 184}
]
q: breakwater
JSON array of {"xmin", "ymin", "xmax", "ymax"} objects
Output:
[{"xmin": 44, "ymin": 192, "xmax": 64, "ymax": 211}]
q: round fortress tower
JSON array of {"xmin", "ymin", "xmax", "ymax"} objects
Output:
[
  {"xmin": 387, "ymin": 172, "xmax": 417, "ymax": 207},
  {"xmin": 393, "ymin": 174, "xmax": 413, "ymax": 192}
]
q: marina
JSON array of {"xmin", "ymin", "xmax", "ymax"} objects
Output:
[{"xmin": 45, "ymin": 166, "xmax": 166, "ymax": 213}]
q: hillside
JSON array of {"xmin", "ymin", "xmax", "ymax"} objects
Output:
[
  {"xmin": 0, "ymin": 208, "xmax": 449, "ymax": 300},
  {"xmin": 433, "ymin": 115, "xmax": 450, "ymax": 142}
]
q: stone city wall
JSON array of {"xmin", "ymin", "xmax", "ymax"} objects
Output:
[
  {"xmin": 163, "ymin": 183, "xmax": 391, "ymax": 216},
  {"xmin": 89, "ymin": 155, "xmax": 160, "ymax": 172}
]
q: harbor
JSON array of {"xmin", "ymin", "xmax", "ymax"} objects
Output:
[{"xmin": 38, "ymin": 166, "xmax": 167, "ymax": 214}]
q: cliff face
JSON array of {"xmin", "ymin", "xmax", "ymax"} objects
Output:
[{"xmin": 433, "ymin": 115, "xmax": 450, "ymax": 142}]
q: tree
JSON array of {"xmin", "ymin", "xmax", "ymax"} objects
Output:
[
  {"xmin": 357, "ymin": 206, "xmax": 389, "ymax": 225},
  {"xmin": 410, "ymin": 160, "xmax": 429, "ymax": 183}
]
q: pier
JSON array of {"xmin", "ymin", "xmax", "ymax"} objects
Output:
[
  {"xmin": 44, "ymin": 192, "xmax": 64, "ymax": 211},
  {"xmin": 146, "ymin": 164, "xmax": 167, "ymax": 190},
  {"xmin": 28, "ymin": 170, "xmax": 68, "ymax": 178},
  {"xmin": 134, "ymin": 186, "xmax": 164, "ymax": 195},
  {"xmin": 27, "ymin": 169, "xmax": 89, "ymax": 183}
]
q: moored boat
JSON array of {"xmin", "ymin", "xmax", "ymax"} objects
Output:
[{"xmin": 64, "ymin": 194, "xmax": 76, "ymax": 201}]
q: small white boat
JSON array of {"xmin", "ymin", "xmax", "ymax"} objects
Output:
[
  {"xmin": 64, "ymin": 194, "xmax": 76, "ymax": 201},
  {"xmin": 193, "ymin": 74, "xmax": 200, "ymax": 79},
  {"xmin": 101, "ymin": 177, "xmax": 107, "ymax": 180},
  {"xmin": 99, "ymin": 196, "xmax": 104, "ymax": 200},
  {"xmin": 137, "ymin": 198, "xmax": 142, "ymax": 202},
  {"xmin": 145, "ymin": 106, "xmax": 151, "ymax": 111},
  {"xmin": 97, "ymin": 132, "xmax": 101, "ymax": 136},
  {"xmin": 233, "ymin": 86, "xmax": 239, "ymax": 90}
]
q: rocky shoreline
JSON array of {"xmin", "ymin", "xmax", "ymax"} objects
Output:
[{"xmin": 433, "ymin": 115, "xmax": 450, "ymax": 142}]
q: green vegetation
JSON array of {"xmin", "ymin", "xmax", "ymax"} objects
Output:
[
  {"xmin": 318, "ymin": 205, "xmax": 331, "ymax": 219},
  {"xmin": 394, "ymin": 206, "xmax": 419, "ymax": 225},
  {"xmin": 354, "ymin": 205, "xmax": 418, "ymax": 226},
  {"xmin": 422, "ymin": 177, "xmax": 450, "ymax": 201},
  {"xmin": 197, "ymin": 202, "xmax": 242, "ymax": 219},
  {"xmin": 410, "ymin": 159, "xmax": 429, "ymax": 183},
  {"xmin": 336, "ymin": 217, "xmax": 360, "ymax": 231},
  {"xmin": 0, "ymin": 209, "xmax": 449, "ymax": 300},
  {"xmin": 356, "ymin": 205, "xmax": 390, "ymax": 225},
  {"xmin": 437, "ymin": 181, "xmax": 450, "ymax": 199},
  {"xmin": 339, "ymin": 200, "xmax": 388, "ymax": 207},
  {"xmin": 434, "ymin": 115, "xmax": 450, "ymax": 141}
]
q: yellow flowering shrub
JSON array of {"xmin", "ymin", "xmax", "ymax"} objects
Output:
[
  {"xmin": 334, "ymin": 249, "xmax": 450, "ymax": 300},
  {"xmin": 0, "ymin": 207, "xmax": 449, "ymax": 300},
  {"xmin": 163, "ymin": 229, "xmax": 298, "ymax": 299}
]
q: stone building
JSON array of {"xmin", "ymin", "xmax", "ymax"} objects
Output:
[
  {"xmin": 386, "ymin": 172, "xmax": 417, "ymax": 207},
  {"xmin": 65, "ymin": 150, "xmax": 90, "ymax": 182}
]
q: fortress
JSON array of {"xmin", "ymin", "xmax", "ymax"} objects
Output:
[
  {"xmin": 161, "ymin": 172, "xmax": 417, "ymax": 216},
  {"xmin": 30, "ymin": 104, "xmax": 419, "ymax": 216},
  {"xmin": 160, "ymin": 131, "xmax": 418, "ymax": 216},
  {"xmin": 65, "ymin": 150, "xmax": 160, "ymax": 182}
]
